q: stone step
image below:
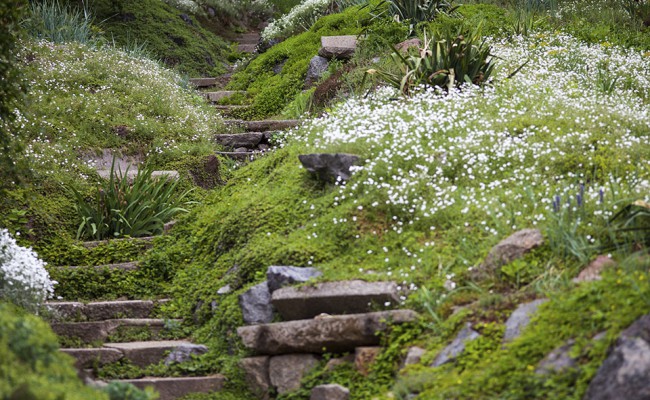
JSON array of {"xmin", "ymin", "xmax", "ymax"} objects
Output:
[
  {"xmin": 203, "ymin": 91, "xmax": 246, "ymax": 103},
  {"xmin": 56, "ymin": 261, "xmax": 140, "ymax": 271},
  {"xmin": 61, "ymin": 347, "xmax": 124, "ymax": 369},
  {"xmin": 271, "ymin": 280, "xmax": 400, "ymax": 321},
  {"xmin": 214, "ymin": 132, "xmax": 271, "ymax": 150},
  {"xmin": 237, "ymin": 33, "xmax": 260, "ymax": 41},
  {"xmin": 103, "ymin": 340, "xmax": 196, "ymax": 368},
  {"xmin": 224, "ymin": 119, "xmax": 299, "ymax": 132},
  {"xmin": 115, "ymin": 375, "xmax": 226, "ymax": 400},
  {"xmin": 214, "ymin": 105, "xmax": 248, "ymax": 117},
  {"xmin": 46, "ymin": 299, "xmax": 169, "ymax": 322},
  {"xmin": 237, "ymin": 310, "xmax": 418, "ymax": 355},
  {"xmin": 51, "ymin": 318, "xmax": 180, "ymax": 344},
  {"xmin": 215, "ymin": 151, "xmax": 266, "ymax": 161},
  {"xmin": 188, "ymin": 77, "xmax": 217, "ymax": 88},
  {"xmin": 96, "ymin": 169, "xmax": 179, "ymax": 181},
  {"xmin": 82, "ymin": 236, "xmax": 155, "ymax": 250},
  {"xmin": 237, "ymin": 43, "xmax": 257, "ymax": 53}
]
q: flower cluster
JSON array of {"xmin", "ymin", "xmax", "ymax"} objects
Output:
[
  {"xmin": 262, "ymin": 0, "xmax": 332, "ymax": 41},
  {"xmin": 162, "ymin": 0, "xmax": 200, "ymax": 13},
  {"xmin": 0, "ymin": 229, "xmax": 55, "ymax": 311}
]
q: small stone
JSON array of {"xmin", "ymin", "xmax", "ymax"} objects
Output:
[
  {"xmin": 573, "ymin": 255, "xmax": 615, "ymax": 283},
  {"xmin": 503, "ymin": 299, "xmax": 548, "ymax": 343},
  {"xmin": 266, "ymin": 266, "xmax": 322, "ymax": 293},
  {"xmin": 239, "ymin": 282, "xmax": 273, "ymax": 325},
  {"xmin": 310, "ymin": 384, "xmax": 350, "ymax": 400},
  {"xmin": 269, "ymin": 354, "xmax": 320, "ymax": 394},
  {"xmin": 164, "ymin": 344, "xmax": 208, "ymax": 366},
  {"xmin": 536, "ymin": 339, "xmax": 577, "ymax": 374},
  {"xmin": 305, "ymin": 56, "xmax": 329, "ymax": 88},
  {"xmin": 217, "ymin": 284, "xmax": 231, "ymax": 295},
  {"xmin": 403, "ymin": 346, "xmax": 426, "ymax": 367},
  {"xmin": 395, "ymin": 38, "xmax": 422, "ymax": 53},
  {"xmin": 355, "ymin": 347, "xmax": 381, "ymax": 376},
  {"xmin": 476, "ymin": 229, "xmax": 544, "ymax": 278},
  {"xmin": 431, "ymin": 323, "xmax": 480, "ymax": 367}
]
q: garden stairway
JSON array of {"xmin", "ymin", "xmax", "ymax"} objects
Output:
[
  {"xmin": 235, "ymin": 278, "xmax": 418, "ymax": 396},
  {"xmin": 44, "ymin": 239, "xmax": 225, "ymax": 400}
]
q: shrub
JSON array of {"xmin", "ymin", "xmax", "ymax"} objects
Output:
[
  {"xmin": 0, "ymin": 229, "xmax": 55, "ymax": 311},
  {"xmin": 366, "ymin": 25, "xmax": 496, "ymax": 95},
  {"xmin": 101, "ymin": 381, "xmax": 158, "ymax": 400},
  {"xmin": 71, "ymin": 161, "xmax": 190, "ymax": 240}
]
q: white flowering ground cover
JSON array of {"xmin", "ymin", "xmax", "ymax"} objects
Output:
[
  {"xmin": 16, "ymin": 40, "xmax": 224, "ymax": 177},
  {"xmin": 262, "ymin": 0, "xmax": 332, "ymax": 40},
  {"xmin": 290, "ymin": 32, "xmax": 650, "ymax": 244},
  {"xmin": 0, "ymin": 229, "xmax": 55, "ymax": 311}
]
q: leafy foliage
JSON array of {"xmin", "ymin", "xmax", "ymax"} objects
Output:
[
  {"xmin": 22, "ymin": 0, "xmax": 96, "ymax": 44},
  {"xmin": 71, "ymin": 161, "xmax": 190, "ymax": 240},
  {"xmin": 366, "ymin": 25, "xmax": 496, "ymax": 95}
]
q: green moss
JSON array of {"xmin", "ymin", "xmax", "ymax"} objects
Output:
[{"xmin": 0, "ymin": 302, "xmax": 107, "ymax": 399}]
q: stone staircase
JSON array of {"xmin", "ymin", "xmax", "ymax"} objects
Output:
[
  {"xmin": 45, "ymin": 240, "xmax": 225, "ymax": 400},
  {"xmin": 235, "ymin": 267, "xmax": 418, "ymax": 397}
]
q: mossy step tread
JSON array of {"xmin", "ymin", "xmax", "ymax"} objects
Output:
[
  {"xmin": 82, "ymin": 236, "xmax": 155, "ymax": 249},
  {"xmin": 272, "ymin": 280, "xmax": 400, "ymax": 320},
  {"xmin": 51, "ymin": 319, "xmax": 180, "ymax": 344},
  {"xmin": 237, "ymin": 43, "xmax": 257, "ymax": 53},
  {"xmin": 188, "ymin": 77, "xmax": 217, "ymax": 87},
  {"xmin": 215, "ymin": 151, "xmax": 266, "ymax": 161},
  {"xmin": 114, "ymin": 375, "xmax": 226, "ymax": 400},
  {"xmin": 203, "ymin": 91, "xmax": 246, "ymax": 102},
  {"xmin": 223, "ymin": 119, "xmax": 299, "ymax": 132},
  {"xmin": 97, "ymin": 169, "xmax": 179, "ymax": 181},
  {"xmin": 103, "ymin": 340, "xmax": 196, "ymax": 368},
  {"xmin": 237, "ymin": 310, "xmax": 418, "ymax": 355},
  {"xmin": 57, "ymin": 261, "xmax": 140, "ymax": 271},
  {"xmin": 46, "ymin": 299, "xmax": 170, "ymax": 322},
  {"xmin": 61, "ymin": 347, "xmax": 124, "ymax": 368}
]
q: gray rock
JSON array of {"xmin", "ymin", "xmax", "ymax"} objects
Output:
[
  {"xmin": 273, "ymin": 59, "xmax": 287, "ymax": 74},
  {"xmin": 298, "ymin": 153, "xmax": 360, "ymax": 182},
  {"xmin": 403, "ymin": 346, "xmax": 426, "ymax": 366},
  {"xmin": 318, "ymin": 36, "xmax": 357, "ymax": 60},
  {"xmin": 503, "ymin": 299, "xmax": 548, "ymax": 343},
  {"xmin": 164, "ymin": 344, "xmax": 208, "ymax": 366},
  {"xmin": 239, "ymin": 282, "xmax": 274, "ymax": 325},
  {"xmin": 431, "ymin": 323, "xmax": 480, "ymax": 367},
  {"xmin": 271, "ymin": 280, "xmax": 399, "ymax": 321},
  {"xmin": 217, "ymin": 284, "xmax": 231, "ymax": 295},
  {"xmin": 583, "ymin": 313, "xmax": 650, "ymax": 400},
  {"xmin": 117, "ymin": 375, "xmax": 226, "ymax": 400},
  {"xmin": 305, "ymin": 56, "xmax": 329, "ymax": 88},
  {"xmin": 573, "ymin": 255, "xmax": 615, "ymax": 283},
  {"xmin": 240, "ymin": 356, "xmax": 271, "ymax": 399},
  {"xmin": 237, "ymin": 310, "xmax": 418, "ymax": 355},
  {"xmin": 214, "ymin": 133, "xmax": 264, "ymax": 149},
  {"xmin": 269, "ymin": 354, "xmax": 320, "ymax": 394},
  {"xmin": 266, "ymin": 266, "xmax": 322, "ymax": 293},
  {"xmin": 310, "ymin": 383, "xmax": 350, "ymax": 400},
  {"xmin": 536, "ymin": 339, "xmax": 577, "ymax": 375},
  {"xmin": 477, "ymin": 229, "xmax": 544, "ymax": 277}
]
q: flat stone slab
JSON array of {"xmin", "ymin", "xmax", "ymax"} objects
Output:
[
  {"xmin": 272, "ymin": 280, "xmax": 399, "ymax": 320},
  {"xmin": 58, "ymin": 261, "xmax": 140, "ymax": 271},
  {"xmin": 116, "ymin": 375, "xmax": 226, "ymax": 400},
  {"xmin": 188, "ymin": 77, "xmax": 217, "ymax": 87},
  {"xmin": 46, "ymin": 299, "xmax": 166, "ymax": 322},
  {"xmin": 319, "ymin": 35, "xmax": 357, "ymax": 60},
  {"xmin": 238, "ymin": 43, "xmax": 257, "ymax": 53},
  {"xmin": 96, "ymin": 170, "xmax": 179, "ymax": 181},
  {"xmin": 52, "ymin": 318, "xmax": 175, "ymax": 344},
  {"xmin": 104, "ymin": 340, "xmax": 195, "ymax": 368},
  {"xmin": 204, "ymin": 91, "xmax": 246, "ymax": 102},
  {"xmin": 61, "ymin": 348, "xmax": 124, "ymax": 368},
  {"xmin": 237, "ymin": 310, "xmax": 418, "ymax": 355},
  {"xmin": 224, "ymin": 120, "xmax": 299, "ymax": 132},
  {"xmin": 214, "ymin": 133, "xmax": 265, "ymax": 149},
  {"xmin": 81, "ymin": 236, "xmax": 155, "ymax": 249}
]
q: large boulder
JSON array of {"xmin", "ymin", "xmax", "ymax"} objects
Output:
[
  {"xmin": 271, "ymin": 280, "xmax": 399, "ymax": 321},
  {"xmin": 583, "ymin": 313, "xmax": 650, "ymax": 400},
  {"xmin": 318, "ymin": 35, "xmax": 357, "ymax": 60},
  {"xmin": 266, "ymin": 266, "xmax": 322, "ymax": 293},
  {"xmin": 298, "ymin": 153, "xmax": 360, "ymax": 182},
  {"xmin": 269, "ymin": 354, "xmax": 320, "ymax": 394},
  {"xmin": 237, "ymin": 310, "xmax": 418, "ymax": 355},
  {"xmin": 431, "ymin": 323, "xmax": 480, "ymax": 367},
  {"xmin": 305, "ymin": 56, "xmax": 329, "ymax": 88},
  {"xmin": 503, "ymin": 299, "xmax": 548, "ymax": 343},
  {"xmin": 239, "ymin": 282, "xmax": 274, "ymax": 325}
]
